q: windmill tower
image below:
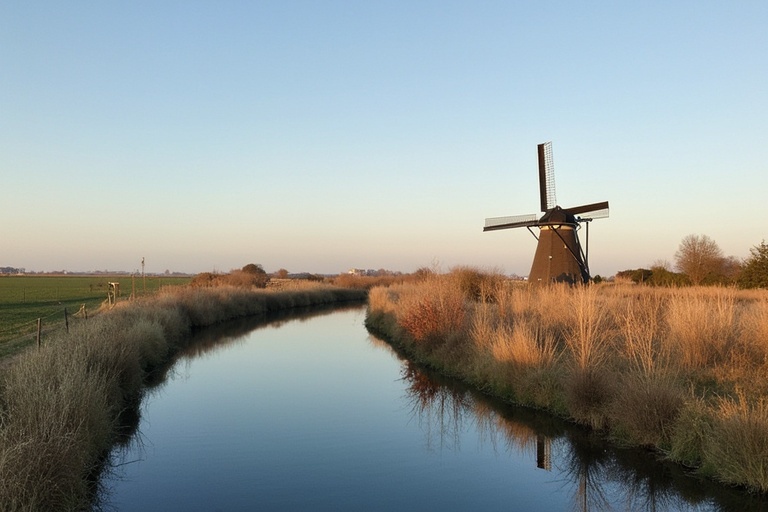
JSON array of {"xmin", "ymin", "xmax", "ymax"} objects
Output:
[{"xmin": 484, "ymin": 142, "xmax": 609, "ymax": 285}]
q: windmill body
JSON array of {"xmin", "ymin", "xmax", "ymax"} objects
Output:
[{"xmin": 484, "ymin": 142, "xmax": 609, "ymax": 285}]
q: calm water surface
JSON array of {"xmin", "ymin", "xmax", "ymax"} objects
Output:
[{"xmin": 100, "ymin": 306, "xmax": 765, "ymax": 511}]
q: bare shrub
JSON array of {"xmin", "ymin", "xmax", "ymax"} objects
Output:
[
  {"xmin": 565, "ymin": 367, "xmax": 612, "ymax": 429},
  {"xmin": 189, "ymin": 272, "xmax": 220, "ymax": 287},
  {"xmin": 609, "ymin": 373, "xmax": 684, "ymax": 447},
  {"xmin": 447, "ymin": 266, "xmax": 506, "ymax": 302},
  {"xmin": 400, "ymin": 291, "xmax": 466, "ymax": 347},
  {"xmin": 225, "ymin": 269, "xmax": 268, "ymax": 288}
]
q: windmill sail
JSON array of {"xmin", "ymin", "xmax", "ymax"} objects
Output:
[
  {"xmin": 538, "ymin": 142, "xmax": 556, "ymax": 212},
  {"xmin": 564, "ymin": 201, "xmax": 610, "ymax": 219},
  {"xmin": 484, "ymin": 213, "xmax": 539, "ymax": 232}
]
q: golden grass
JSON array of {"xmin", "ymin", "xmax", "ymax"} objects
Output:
[{"xmin": 365, "ymin": 270, "xmax": 768, "ymax": 492}]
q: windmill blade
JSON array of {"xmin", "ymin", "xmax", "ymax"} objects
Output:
[
  {"xmin": 483, "ymin": 213, "xmax": 540, "ymax": 232},
  {"xmin": 563, "ymin": 201, "xmax": 610, "ymax": 219},
  {"xmin": 538, "ymin": 142, "xmax": 556, "ymax": 212}
]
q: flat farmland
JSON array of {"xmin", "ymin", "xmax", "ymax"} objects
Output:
[{"xmin": 0, "ymin": 275, "xmax": 191, "ymax": 356}]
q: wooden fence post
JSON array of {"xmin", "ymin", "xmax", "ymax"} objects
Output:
[
  {"xmin": 64, "ymin": 307, "xmax": 69, "ymax": 333},
  {"xmin": 36, "ymin": 318, "xmax": 42, "ymax": 348}
]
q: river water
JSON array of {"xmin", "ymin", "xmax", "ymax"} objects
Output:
[{"xmin": 99, "ymin": 306, "xmax": 765, "ymax": 511}]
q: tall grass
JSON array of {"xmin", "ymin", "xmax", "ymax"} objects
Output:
[
  {"xmin": 365, "ymin": 270, "xmax": 768, "ymax": 493},
  {"xmin": 0, "ymin": 284, "xmax": 365, "ymax": 511}
]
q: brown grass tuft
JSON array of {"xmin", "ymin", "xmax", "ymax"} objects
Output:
[{"xmin": 704, "ymin": 393, "xmax": 768, "ymax": 491}]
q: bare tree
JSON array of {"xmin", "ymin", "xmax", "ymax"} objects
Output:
[{"xmin": 674, "ymin": 234, "xmax": 724, "ymax": 285}]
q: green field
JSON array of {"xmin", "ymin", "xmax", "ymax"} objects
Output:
[{"xmin": 0, "ymin": 275, "xmax": 191, "ymax": 357}]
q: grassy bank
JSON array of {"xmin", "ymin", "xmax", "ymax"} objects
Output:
[
  {"xmin": 0, "ymin": 284, "xmax": 365, "ymax": 511},
  {"xmin": 0, "ymin": 275, "xmax": 192, "ymax": 356},
  {"xmin": 365, "ymin": 269, "xmax": 768, "ymax": 493}
]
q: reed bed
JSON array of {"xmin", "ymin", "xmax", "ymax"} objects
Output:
[
  {"xmin": 0, "ymin": 284, "xmax": 365, "ymax": 511},
  {"xmin": 365, "ymin": 270, "xmax": 768, "ymax": 493}
]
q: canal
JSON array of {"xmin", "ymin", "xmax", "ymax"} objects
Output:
[{"xmin": 99, "ymin": 305, "xmax": 764, "ymax": 511}]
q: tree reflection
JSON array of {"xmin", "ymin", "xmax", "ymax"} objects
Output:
[
  {"xmin": 397, "ymin": 358, "xmax": 755, "ymax": 512},
  {"xmin": 401, "ymin": 361, "xmax": 471, "ymax": 451}
]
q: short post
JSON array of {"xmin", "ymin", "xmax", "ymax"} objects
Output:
[
  {"xmin": 36, "ymin": 318, "xmax": 42, "ymax": 348},
  {"xmin": 64, "ymin": 307, "xmax": 69, "ymax": 333}
]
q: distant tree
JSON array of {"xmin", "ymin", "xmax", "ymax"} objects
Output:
[
  {"xmin": 717, "ymin": 256, "xmax": 743, "ymax": 284},
  {"xmin": 647, "ymin": 263, "xmax": 687, "ymax": 287},
  {"xmin": 738, "ymin": 241, "xmax": 768, "ymax": 289},
  {"xmin": 674, "ymin": 234, "xmax": 724, "ymax": 285},
  {"xmin": 413, "ymin": 267, "xmax": 435, "ymax": 281},
  {"xmin": 616, "ymin": 268, "xmax": 652, "ymax": 284},
  {"xmin": 240, "ymin": 263, "xmax": 270, "ymax": 288},
  {"xmin": 276, "ymin": 268, "xmax": 289, "ymax": 279},
  {"xmin": 242, "ymin": 263, "xmax": 266, "ymax": 275}
]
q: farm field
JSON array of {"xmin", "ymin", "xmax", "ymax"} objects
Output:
[{"xmin": 0, "ymin": 274, "xmax": 191, "ymax": 357}]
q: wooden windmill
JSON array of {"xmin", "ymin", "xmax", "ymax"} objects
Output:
[{"xmin": 484, "ymin": 142, "xmax": 609, "ymax": 284}]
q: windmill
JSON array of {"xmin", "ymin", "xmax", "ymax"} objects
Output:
[{"xmin": 484, "ymin": 142, "xmax": 609, "ymax": 285}]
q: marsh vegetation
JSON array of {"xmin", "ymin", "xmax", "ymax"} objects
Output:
[{"xmin": 365, "ymin": 268, "xmax": 768, "ymax": 493}]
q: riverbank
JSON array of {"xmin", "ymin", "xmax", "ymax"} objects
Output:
[
  {"xmin": 364, "ymin": 269, "xmax": 768, "ymax": 494},
  {"xmin": 0, "ymin": 284, "xmax": 366, "ymax": 511}
]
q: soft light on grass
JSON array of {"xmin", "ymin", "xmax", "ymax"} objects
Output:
[{"xmin": 666, "ymin": 288, "xmax": 739, "ymax": 369}]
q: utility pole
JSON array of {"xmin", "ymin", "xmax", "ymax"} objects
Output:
[{"xmin": 142, "ymin": 257, "xmax": 146, "ymax": 293}]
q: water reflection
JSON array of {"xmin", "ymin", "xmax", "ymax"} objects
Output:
[
  {"xmin": 393, "ymin": 355, "xmax": 767, "ymax": 512},
  {"xmin": 98, "ymin": 304, "xmax": 366, "ymax": 510},
  {"xmin": 100, "ymin": 306, "xmax": 767, "ymax": 512}
]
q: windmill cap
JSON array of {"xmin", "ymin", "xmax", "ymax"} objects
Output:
[{"xmin": 539, "ymin": 206, "xmax": 577, "ymax": 225}]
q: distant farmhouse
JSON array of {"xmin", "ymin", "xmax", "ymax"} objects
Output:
[{"xmin": 348, "ymin": 268, "xmax": 402, "ymax": 277}]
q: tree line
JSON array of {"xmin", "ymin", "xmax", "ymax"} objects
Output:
[{"xmin": 615, "ymin": 235, "xmax": 768, "ymax": 288}]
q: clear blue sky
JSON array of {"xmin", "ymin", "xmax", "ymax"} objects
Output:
[{"xmin": 2, "ymin": 1, "xmax": 766, "ymax": 276}]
